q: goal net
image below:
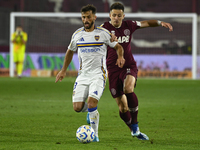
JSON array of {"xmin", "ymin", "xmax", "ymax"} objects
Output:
[{"xmin": 8, "ymin": 12, "xmax": 199, "ymax": 79}]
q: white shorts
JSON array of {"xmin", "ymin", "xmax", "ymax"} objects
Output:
[{"xmin": 72, "ymin": 74, "xmax": 106, "ymax": 102}]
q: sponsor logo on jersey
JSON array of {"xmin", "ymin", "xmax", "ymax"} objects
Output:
[
  {"xmin": 118, "ymin": 35, "xmax": 130, "ymax": 43},
  {"xmin": 95, "ymin": 35, "xmax": 100, "ymax": 41},
  {"xmin": 80, "ymin": 48, "xmax": 100, "ymax": 53},
  {"xmin": 127, "ymin": 68, "xmax": 131, "ymax": 73}
]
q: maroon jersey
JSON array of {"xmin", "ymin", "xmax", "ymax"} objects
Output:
[{"xmin": 102, "ymin": 20, "xmax": 140, "ymax": 72}]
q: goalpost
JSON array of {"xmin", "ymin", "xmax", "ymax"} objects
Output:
[{"xmin": 9, "ymin": 12, "xmax": 198, "ymax": 79}]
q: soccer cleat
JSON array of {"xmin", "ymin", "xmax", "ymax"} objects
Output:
[
  {"xmin": 130, "ymin": 123, "xmax": 140, "ymax": 136},
  {"xmin": 86, "ymin": 112, "xmax": 90, "ymax": 124},
  {"xmin": 93, "ymin": 136, "xmax": 99, "ymax": 142},
  {"xmin": 130, "ymin": 123, "xmax": 149, "ymax": 140},
  {"xmin": 136, "ymin": 132, "xmax": 149, "ymax": 140}
]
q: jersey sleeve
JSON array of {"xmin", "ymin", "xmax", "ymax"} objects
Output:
[
  {"xmin": 135, "ymin": 21, "xmax": 141, "ymax": 27},
  {"xmin": 23, "ymin": 32, "xmax": 28, "ymax": 42},
  {"xmin": 101, "ymin": 29, "xmax": 117, "ymax": 48},
  {"xmin": 68, "ymin": 36, "xmax": 77, "ymax": 52},
  {"xmin": 129, "ymin": 20, "xmax": 141, "ymax": 33}
]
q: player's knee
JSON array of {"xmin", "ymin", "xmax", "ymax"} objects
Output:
[
  {"xmin": 87, "ymin": 102, "xmax": 97, "ymax": 109},
  {"xmin": 123, "ymin": 85, "xmax": 134, "ymax": 94},
  {"xmin": 73, "ymin": 103, "xmax": 83, "ymax": 112},
  {"xmin": 118, "ymin": 102, "xmax": 129, "ymax": 113},
  {"xmin": 87, "ymin": 97, "xmax": 98, "ymax": 109},
  {"xmin": 73, "ymin": 107, "xmax": 82, "ymax": 112},
  {"xmin": 119, "ymin": 105, "xmax": 129, "ymax": 113}
]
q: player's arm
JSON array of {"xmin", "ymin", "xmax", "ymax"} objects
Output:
[
  {"xmin": 139, "ymin": 20, "xmax": 173, "ymax": 31},
  {"xmin": 55, "ymin": 49, "xmax": 74, "ymax": 83},
  {"xmin": 11, "ymin": 33, "xmax": 18, "ymax": 43},
  {"xmin": 113, "ymin": 43, "xmax": 125, "ymax": 68},
  {"xmin": 21, "ymin": 33, "xmax": 28, "ymax": 44},
  {"xmin": 110, "ymin": 33, "xmax": 118, "ymax": 42}
]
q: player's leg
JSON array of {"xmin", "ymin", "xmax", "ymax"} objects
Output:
[
  {"xmin": 72, "ymin": 77, "xmax": 89, "ymax": 112},
  {"xmin": 13, "ymin": 52, "xmax": 18, "ymax": 77},
  {"xmin": 73, "ymin": 102, "xmax": 88, "ymax": 112},
  {"xmin": 14, "ymin": 62, "xmax": 18, "ymax": 76},
  {"xmin": 123, "ymin": 75, "xmax": 138, "ymax": 124},
  {"xmin": 17, "ymin": 52, "xmax": 25, "ymax": 77},
  {"xmin": 17, "ymin": 61, "xmax": 23, "ymax": 77},
  {"xmin": 115, "ymin": 95, "xmax": 132, "ymax": 129},
  {"xmin": 87, "ymin": 76, "xmax": 106, "ymax": 142},
  {"xmin": 87, "ymin": 96, "xmax": 99, "ymax": 142},
  {"xmin": 108, "ymin": 71, "xmax": 133, "ymax": 130},
  {"xmin": 86, "ymin": 112, "xmax": 90, "ymax": 124},
  {"xmin": 123, "ymin": 73, "xmax": 149, "ymax": 140},
  {"xmin": 72, "ymin": 78, "xmax": 101, "ymax": 140}
]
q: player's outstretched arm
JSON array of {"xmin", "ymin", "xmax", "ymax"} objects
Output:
[
  {"xmin": 140, "ymin": 20, "xmax": 173, "ymax": 31},
  {"xmin": 160, "ymin": 21, "xmax": 173, "ymax": 31},
  {"xmin": 55, "ymin": 49, "xmax": 74, "ymax": 83},
  {"xmin": 114, "ymin": 43, "xmax": 125, "ymax": 68}
]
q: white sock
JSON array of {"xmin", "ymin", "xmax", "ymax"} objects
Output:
[
  {"xmin": 89, "ymin": 109, "xmax": 99, "ymax": 137},
  {"xmin": 81, "ymin": 102, "xmax": 88, "ymax": 112}
]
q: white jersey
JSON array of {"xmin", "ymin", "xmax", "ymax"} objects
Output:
[{"xmin": 68, "ymin": 26, "xmax": 118, "ymax": 76}]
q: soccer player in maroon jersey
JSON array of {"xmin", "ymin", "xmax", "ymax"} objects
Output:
[{"xmin": 101, "ymin": 2, "xmax": 173, "ymax": 140}]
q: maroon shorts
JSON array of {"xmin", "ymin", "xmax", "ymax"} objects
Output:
[{"xmin": 108, "ymin": 67, "xmax": 138, "ymax": 98}]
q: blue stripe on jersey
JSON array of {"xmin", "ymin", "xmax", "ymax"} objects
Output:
[
  {"xmin": 96, "ymin": 26, "xmax": 111, "ymax": 36},
  {"xmin": 77, "ymin": 42, "xmax": 104, "ymax": 47}
]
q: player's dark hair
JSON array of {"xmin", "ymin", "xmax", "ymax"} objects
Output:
[
  {"xmin": 110, "ymin": 2, "xmax": 124, "ymax": 12},
  {"xmin": 81, "ymin": 4, "xmax": 97, "ymax": 14}
]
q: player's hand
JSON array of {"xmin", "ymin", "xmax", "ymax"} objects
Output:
[
  {"xmin": 161, "ymin": 22, "xmax": 173, "ymax": 32},
  {"xmin": 110, "ymin": 33, "xmax": 118, "ymax": 42},
  {"xmin": 55, "ymin": 70, "xmax": 66, "ymax": 83},
  {"xmin": 116, "ymin": 57, "xmax": 125, "ymax": 68}
]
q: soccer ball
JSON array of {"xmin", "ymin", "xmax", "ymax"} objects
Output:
[{"xmin": 76, "ymin": 125, "xmax": 95, "ymax": 143}]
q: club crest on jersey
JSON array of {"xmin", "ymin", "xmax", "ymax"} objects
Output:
[
  {"xmin": 124, "ymin": 29, "xmax": 130, "ymax": 36},
  {"xmin": 94, "ymin": 35, "xmax": 100, "ymax": 41}
]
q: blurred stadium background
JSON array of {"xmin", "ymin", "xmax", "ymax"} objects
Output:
[{"xmin": 0, "ymin": 0, "xmax": 200, "ymax": 78}]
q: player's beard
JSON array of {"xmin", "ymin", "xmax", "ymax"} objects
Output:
[{"xmin": 84, "ymin": 21, "xmax": 94, "ymax": 30}]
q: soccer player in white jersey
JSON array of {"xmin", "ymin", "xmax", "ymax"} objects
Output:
[{"xmin": 55, "ymin": 4, "xmax": 125, "ymax": 142}]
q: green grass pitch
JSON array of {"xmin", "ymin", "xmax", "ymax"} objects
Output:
[{"xmin": 0, "ymin": 77, "xmax": 200, "ymax": 150}]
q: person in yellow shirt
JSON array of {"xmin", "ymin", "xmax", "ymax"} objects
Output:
[{"xmin": 11, "ymin": 25, "xmax": 28, "ymax": 78}]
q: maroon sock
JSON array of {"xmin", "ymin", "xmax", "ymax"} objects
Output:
[
  {"xmin": 119, "ymin": 111, "xmax": 132, "ymax": 129},
  {"xmin": 125, "ymin": 92, "xmax": 138, "ymax": 124}
]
